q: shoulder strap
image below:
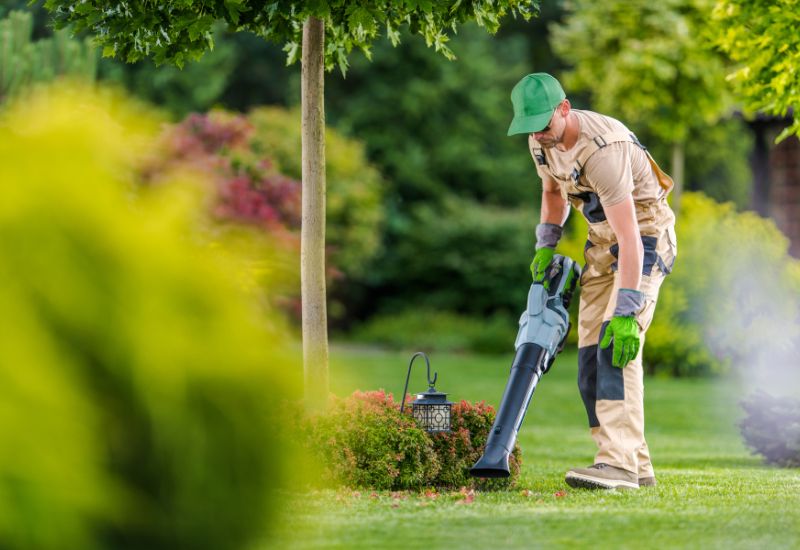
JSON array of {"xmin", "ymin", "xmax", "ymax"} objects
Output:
[
  {"xmin": 572, "ymin": 132, "xmax": 674, "ymax": 196},
  {"xmin": 531, "ymin": 145, "xmax": 548, "ymax": 167},
  {"xmin": 573, "ymin": 131, "xmax": 638, "ymax": 176}
]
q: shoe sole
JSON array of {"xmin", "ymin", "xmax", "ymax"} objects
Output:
[{"xmin": 565, "ymin": 473, "xmax": 639, "ymax": 490}]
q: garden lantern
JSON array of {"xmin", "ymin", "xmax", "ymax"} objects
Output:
[{"xmin": 400, "ymin": 352, "xmax": 453, "ymax": 433}]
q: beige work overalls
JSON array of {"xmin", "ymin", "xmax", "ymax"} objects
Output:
[{"xmin": 532, "ymin": 130, "xmax": 677, "ymax": 476}]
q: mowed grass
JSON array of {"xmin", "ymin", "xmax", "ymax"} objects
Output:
[{"xmin": 269, "ymin": 345, "xmax": 800, "ymax": 550}]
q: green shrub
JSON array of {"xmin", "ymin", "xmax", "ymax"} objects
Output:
[
  {"xmin": 350, "ymin": 308, "xmax": 518, "ymax": 354},
  {"xmin": 372, "ymin": 195, "xmax": 536, "ymax": 317},
  {"xmin": 740, "ymin": 392, "xmax": 800, "ymax": 467},
  {"xmin": 0, "ymin": 86, "xmax": 296, "ymax": 550},
  {"xmin": 307, "ymin": 391, "xmax": 521, "ymax": 490}
]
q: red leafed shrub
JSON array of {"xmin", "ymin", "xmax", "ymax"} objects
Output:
[
  {"xmin": 146, "ymin": 111, "xmax": 302, "ymax": 234},
  {"xmin": 306, "ymin": 390, "xmax": 439, "ymax": 490},
  {"xmin": 306, "ymin": 391, "xmax": 521, "ymax": 490},
  {"xmin": 430, "ymin": 399, "xmax": 521, "ymax": 490}
]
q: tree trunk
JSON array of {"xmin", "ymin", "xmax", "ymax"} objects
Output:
[
  {"xmin": 670, "ymin": 141, "xmax": 685, "ymax": 215},
  {"xmin": 301, "ymin": 16, "xmax": 329, "ymax": 410}
]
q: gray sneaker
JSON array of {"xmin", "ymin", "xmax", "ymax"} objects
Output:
[
  {"xmin": 565, "ymin": 463, "xmax": 639, "ymax": 490},
  {"xmin": 638, "ymin": 476, "xmax": 657, "ymax": 487}
]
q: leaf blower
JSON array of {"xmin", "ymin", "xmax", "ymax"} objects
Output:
[{"xmin": 470, "ymin": 255, "xmax": 580, "ymax": 478}]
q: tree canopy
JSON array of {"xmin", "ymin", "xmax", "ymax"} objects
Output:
[
  {"xmin": 711, "ymin": 0, "xmax": 800, "ymax": 142},
  {"xmin": 44, "ymin": 0, "xmax": 536, "ymax": 71},
  {"xmin": 550, "ymin": 0, "xmax": 731, "ymax": 146}
]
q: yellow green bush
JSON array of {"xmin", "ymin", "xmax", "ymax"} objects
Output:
[
  {"xmin": 647, "ymin": 192, "xmax": 800, "ymax": 375},
  {"xmin": 0, "ymin": 87, "xmax": 297, "ymax": 549}
]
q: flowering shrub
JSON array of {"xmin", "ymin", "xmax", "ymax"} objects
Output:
[
  {"xmin": 740, "ymin": 392, "xmax": 800, "ymax": 467},
  {"xmin": 307, "ymin": 391, "xmax": 521, "ymax": 490}
]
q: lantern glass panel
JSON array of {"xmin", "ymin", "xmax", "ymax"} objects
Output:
[{"xmin": 412, "ymin": 402, "xmax": 452, "ymax": 432}]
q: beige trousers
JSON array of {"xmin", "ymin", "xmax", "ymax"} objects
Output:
[{"xmin": 577, "ymin": 256, "xmax": 665, "ymax": 476}]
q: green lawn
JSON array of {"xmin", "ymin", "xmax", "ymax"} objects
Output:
[{"xmin": 268, "ymin": 345, "xmax": 800, "ymax": 549}]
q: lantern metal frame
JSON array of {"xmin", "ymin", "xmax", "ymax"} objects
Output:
[{"xmin": 400, "ymin": 352, "xmax": 453, "ymax": 433}]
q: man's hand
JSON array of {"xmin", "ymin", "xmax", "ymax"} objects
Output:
[
  {"xmin": 600, "ymin": 316, "xmax": 640, "ymax": 367},
  {"xmin": 530, "ymin": 247, "xmax": 555, "ymax": 283}
]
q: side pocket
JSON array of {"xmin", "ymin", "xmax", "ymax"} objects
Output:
[
  {"xmin": 659, "ymin": 225, "xmax": 678, "ymax": 274},
  {"xmin": 636, "ymin": 297, "xmax": 658, "ymax": 334},
  {"xmin": 667, "ymin": 225, "xmax": 678, "ymax": 261}
]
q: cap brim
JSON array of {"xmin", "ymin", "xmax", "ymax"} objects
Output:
[{"xmin": 507, "ymin": 110, "xmax": 554, "ymax": 136}]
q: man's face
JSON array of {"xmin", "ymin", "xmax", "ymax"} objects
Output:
[{"xmin": 531, "ymin": 102, "xmax": 566, "ymax": 148}]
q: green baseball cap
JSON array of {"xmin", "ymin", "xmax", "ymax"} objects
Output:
[{"xmin": 507, "ymin": 73, "xmax": 566, "ymax": 136}]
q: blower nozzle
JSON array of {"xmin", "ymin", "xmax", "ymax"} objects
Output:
[{"xmin": 470, "ymin": 255, "xmax": 580, "ymax": 478}]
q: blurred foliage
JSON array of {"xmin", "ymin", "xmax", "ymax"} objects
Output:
[
  {"xmin": 248, "ymin": 106, "xmax": 385, "ymax": 281},
  {"xmin": 0, "ymin": 9, "xmax": 96, "ymax": 103},
  {"xmin": 143, "ymin": 110, "xmax": 302, "ymax": 235},
  {"xmin": 710, "ymin": 0, "xmax": 800, "ymax": 142},
  {"xmin": 321, "ymin": 24, "xmax": 543, "ymax": 325},
  {"xmin": 0, "ymin": 0, "xmax": 48, "ymax": 33},
  {"xmin": 141, "ymin": 109, "xmax": 303, "ymax": 315},
  {"xmin": 366, "ymin": 196, "xmax": 535, "ymax": 318},
  {"xmin": 551, "ymin": 0, "xmax": 737, "ymax": 209},
  {"xmin": 646, "ymin": 192, "xmax": 800, "ymax": 376},
  {"xmin": 551, "ymin": 0, "xmax": 732, "ymax": 146},
  {"xmin": 740, "ymin": 392, "xmax": 800, "ymax": 468},
  {"xmin": 142, "ymin": 106, "xmax": 384, "ymax": 322},
  {"xmin": 642, "ymin": 117, "xmax": 753, "ymax": 210},
  {"xmin": 326, "ymin": 23, "xmax": 532, "ymax": 206},
  {"xmin": 351, "ymin": 308, "xmax": 518, "ymax": 355},
  {"xmin": 43, "ymin": 0, "xmax": 536, "ymax": 73},
  {"xmin": 0, "ymin": 86, "xmax": 298, "ymax": 549},
  {"xmin": 306, "ymin": 390, "xmax": 520, "ymax": 490}
]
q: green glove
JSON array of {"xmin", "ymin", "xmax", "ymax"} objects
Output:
[
  {"xmin": 530, "ymin": 247, "xmax": 555, "ymax": 283},
  {"xmin": 600, "ymin": 316, "xmax": 640, "ymax": 368}
]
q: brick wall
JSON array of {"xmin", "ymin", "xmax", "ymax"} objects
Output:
[{"xmin": 767, "ymin": 134, "xmax": 800, "ymax": 258}]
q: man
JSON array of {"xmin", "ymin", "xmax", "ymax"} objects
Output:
[{"xmin": 508, "ymin": 73, "xmax": 677, "ymax": 490}]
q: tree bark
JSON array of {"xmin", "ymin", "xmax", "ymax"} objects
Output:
[
  {"xmin": 670, "ymin": 141, "xmax": 685, "ymax": 215},
  {"xmin": 301, "ymin": 16, "xmax": 329, "ymax": 410}
]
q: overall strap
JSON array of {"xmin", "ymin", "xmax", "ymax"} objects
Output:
[
  {"xmin": 571, "ymin": 131, "xmax": 674, "ymax": 197},
  {"xmin": 531, "ymin": 145, "xmax": 548, "ymax": 167},
  {"xmin": 572, "ymin": 131, "xmax": 640, "ymax": 182}
]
